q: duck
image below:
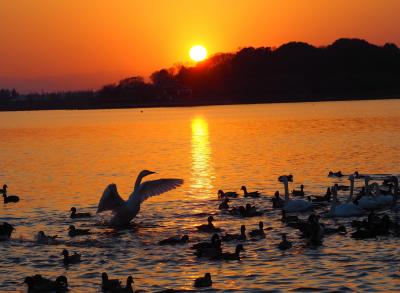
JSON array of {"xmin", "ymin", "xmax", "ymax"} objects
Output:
[
  {"xmin": 68, "ymin": 225, "xmax": 91, "ymax": 237},
  {"xmin": 271, "ymin": 191, "xmax": 284, "ymax": 208},
  {"xmin": 195, "ymin": 239, "xmax": 222, "ymax": 259},
  {"xmin": 218, "ymin": 198, "xmax": 230, "ymax": 210},
  {"xmin": 194, "ymin": 273, "xmax": 212, "ymax": 288},
  {"xmin": 279, "ymin": 176, "xmax": 312, "ymax": 213},
  {"xmin": 245, "ymin": 203, "xmax": 263, "ymax": 217},
  {"xmin": 102, "ymin": 272, "xmax": 122, "ymax": 291},
  {"xmin": 191, "ymin": 233, "xmax": 220, "ymax": 251},
  {"xmin": 62, "ymin": 249, "xmax": 81, "ymax": 265},
  {"xmin": 278, "ymin": 233, "xmax": 292, "ymax": 250},
  {"xmin": 97, "ymin": 170, "xmax": 183, "ymax": 227},
  {"xmin": 303, "ymin": 214, "xmax": 324, "ymax": 246},
  {"xmin": 249, "ymin": 221, "xmax": 265, "ymax": 237},
  {"xmin": 241, "ymin": 186, "xmax": 260, "ymax": 198},
  {"xmin": 196, "ymin": 216, "xmax": 222, "ymax": 233},
  {"xmin": 24, "ymin": 274, "xmax": 68, "ymax": 292},
  {"xmin": 217, "ymin": 189, "xmax": 238, "ymax": 198},
  {"xmin": 311, "ymin": 187, "xmax": 331, "ymax": 202},
  {"xmin": 0, "ymin": 222, "xmax": 15, "ymax": 241},
  {"xmin": 281, "ymin": 210, "xmax": 299, "ymax": 224},
  {"xmin": 70, "ymin": 207, "xmax": 92, "ymax": 219},
  {"xmin": 222, "ymin": 225, "xmax": 246, "ymax": 242},
  {"xmin": 1, "ymin": 184, "xmax": 20, "ymax": 203},
  {"xmin": 292, "ymin": 184, "xmax": 304, "ymax": 197},
  {"xmin": 328, "ymin": 177, "xmax": 364, "ymax": 217},
  {"xmin": 220, "ymin": 244, "xmax": 245, "ymax": 260},
  {"xmin": 109, "ymin": 276, "xmax": 134, "ymax": 293},
  {"xmin": 36, "ymin": 231, "xmax": 58, "ymax": 244},
  {"xmin": 158, "ymin": 235, "xmax": 189, "ymax": 245},
  {"xmin": 328, "ymin": 171, "xmax": 344, "ymax": 177}
]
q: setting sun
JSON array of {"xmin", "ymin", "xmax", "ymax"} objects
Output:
[{"xmin": 189, "ymin": 45, "xmax": 207, "ymax": 62}]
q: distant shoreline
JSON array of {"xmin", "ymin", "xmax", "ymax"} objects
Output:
[{"xmin": 0, "ymin": 94, "xmax": 399, "ymax": 112}]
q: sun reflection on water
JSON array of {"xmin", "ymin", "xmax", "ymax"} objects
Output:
[{"xmin": 190, "ymin": 117, "xmax": 214, "ymax": 197}]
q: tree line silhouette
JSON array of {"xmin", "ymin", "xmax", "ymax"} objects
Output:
[{"xmin": 1, "ymin": 38, "xmax": 400, "ymax": 110}]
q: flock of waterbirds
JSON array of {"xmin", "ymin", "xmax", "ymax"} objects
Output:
[{"xmin": 1, "ymin": 169, "xmax": 400, "ymax": 292}]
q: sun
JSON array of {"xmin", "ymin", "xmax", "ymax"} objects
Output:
[{"xmin": 189, "ymin": 45, "xmax": 207, "ymax": 62}]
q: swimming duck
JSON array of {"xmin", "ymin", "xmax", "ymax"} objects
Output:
[
  {"xmin": 292, "ymin": 185, "xmax": 304, "ymax": 197},
  {"xmin": 245, "ymin": 203, "xmax": 263, "ymax": 217},
  {"xmin": 241, "ymin": 186, "xmax": 260, "ymax": 198},
  {"xmin": 70, "ymin": 207, "xmax": 92, "ymax": 219},
  {"xmin": 312, "ymin": 187, "xmax": 331, "ymax": 202},
  {"xmin": 281, "ymin": 210, "xmax": 299, "ymax": 224},
  {"xmin": 109, "ymin": 276, "xmax": 134, "ymax": 293},
  {"xmin": 0, "ymin": 222, "xmax": 14, "ymax": 241},
  {"xmin": 222, "ymin": 225, "xmax": 246, "ymax": 242},
  {"xmin": 195, "ymin": 239, "xmax": 222, "ymax": 259},
  {"xmin": 303, "ymin": 214, "xmax": 324, "ymax": 246},
  {"xmin": 102, "ymin": 272, "xmax": 122, "ymax": 291},
  {"xmin": 97, "ymin": 170, "xmax": 183, "ymax": 227},
  {"xmin": 220, "ymin": 244, "xmax": 245, "ymax": 260},
  {"xmin": 328, "ymin": 171, "xmax": 344, "ymax": 177},
  {"xmin": 271, "ymin": 191, "xmax": 284, "ymax": 208},
  {"xmin": 196, "ymin": 216, "xmax": 222, "ymax": 233},
  {"xmin": 279, "ymin": 176, "xmax": 312, "ymax": 213},
  {"xmin": 68, "ymin": 225, "xmax": 91, "ymax": 237},
  {"xmin": 217, "ymin": 189, "xmax": 238, "ymax": 198},
  {"xmin": 158, "ymin": 235, "xmax": 189, "ymax": 245},
  {"xmin": 62, "ymin": 249, "xmax": 81, "ymax": 265},
  {"xmin": 2, "ymin": 186, "xmax": 20, "ymax": 203},
  {"xmin": 278, "ymin": 233, "xmax": 292, "ymax": 250},
  {"xmin": 194, "ymin": 273, "xmax": 212, "ymax": 288},
  {"xmin": 191, "ymin": 233, "xmax": 220, "ymax": 251},
  {"xmin": 36, "ymin": 231, "xmax": 58, "ymax": 244},
  {"xmin": 24, "ymin": 274, "xmax": 68, "ymax": 292},
  {"xmin": 218, "ymin": 198, "xmax": 230, "ymax": 210},
  {"xmin": 249, "ymin": 221, "xmax": 265, "ymax": 237}
]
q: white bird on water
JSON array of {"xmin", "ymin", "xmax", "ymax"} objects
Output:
[{"xmin": 97, "ymin": 170, "xmax": 183, "ymax": 227}]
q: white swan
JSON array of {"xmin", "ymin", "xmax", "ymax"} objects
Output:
[
  {"xmin": 97, "ymin": 170, "xmax": 183, "ymax": 226},
  {"xmin": 369, "ymin": 182, "xmax": 393, "ymax": 207},
  {"xmin": 328, "ymin": 180, "xmax": 364, "ymax": 217},
  {"xmin": 356, "ymin": 176, "xmax": 380, "ymax": 210},
  {"xmin": 278, "ymin": 176, "xmax": 312, "ymax": 213}
]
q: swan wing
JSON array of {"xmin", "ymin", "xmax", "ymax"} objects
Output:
[
  {"xmin": 129, "ymin": 178, "xmax": 183, "ymax": 204},
  {"xmin": 97, "ymin": 184, "xmax": 125, "ymax": 213}
]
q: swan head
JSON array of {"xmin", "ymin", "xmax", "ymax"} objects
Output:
[
  {"xmin": 207, "ymin": 216, "xmax": 214, "ymax": 223},
  {"xmin": 240, "ymin": 186, "xmax": 246, "ymax": 191},
  {"xmin": 2, "ymin": 184, "xmax": 7, "ymax": 190},
  {"xmin": 278, "ymin": 176, "xmax": 288, "ymax": 183},
  {"xmin": 70, "ymin": 207, "xmax": 76, "ymax": 213},
  {"xmin": 204, "ymin": 273, "xmax": 212, "ymax": 280},
  {"xmin": 348, "ymin": 174, "xmax": 354, "ymax": 181},
  {"xmin": 139, "ymin": 170, "xmax": 156, "ymax": 178}
]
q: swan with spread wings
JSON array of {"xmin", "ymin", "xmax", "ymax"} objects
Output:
[{"xmin": 97, "ymin": 170, "xmax": 183, "ymax": 226}]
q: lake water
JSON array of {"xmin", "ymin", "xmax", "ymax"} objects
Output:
[{"xmin": 1, "ymin": 100, "xmax": 400, "ymax": 292}]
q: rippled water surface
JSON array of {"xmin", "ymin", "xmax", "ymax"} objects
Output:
[{"xmin": 1, "ymin": 100, "xmax": 400, "ymax": 292}]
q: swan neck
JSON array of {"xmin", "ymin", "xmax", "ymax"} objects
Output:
[
  {"xmin": 283, "ymin": 180, "xmax": 289, "ymax": 200},
  {"xmin": 134, "ymin": 172, "xmax": 146, "ymax": 192},
  {"xmin": 348, "ymin": 178, "xmax": 354, "ymax": 202}
]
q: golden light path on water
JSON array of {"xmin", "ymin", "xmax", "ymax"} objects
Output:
[{"xmin": 190, "ymin": 117, "xmax": 215, "ymax": 198}]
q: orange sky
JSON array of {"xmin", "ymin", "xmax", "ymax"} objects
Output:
[{"xmin": 1, "ymin": 0, "xmax": 399, "ymax": 92}]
